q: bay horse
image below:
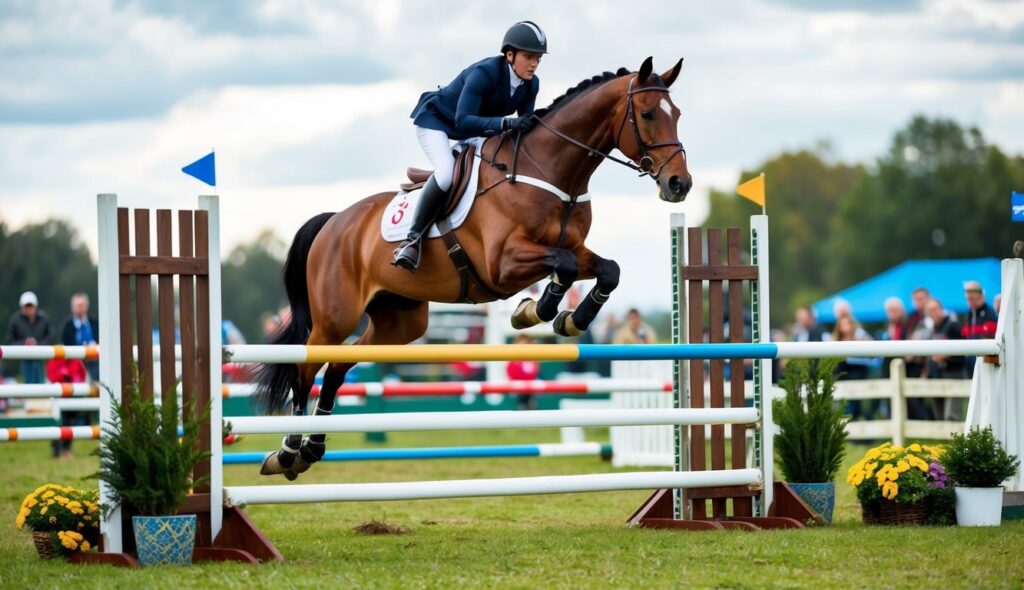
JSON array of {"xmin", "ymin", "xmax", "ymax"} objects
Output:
[{"xmin": 255, "ymin": 56, "xmax": 692, "ymax": 479}]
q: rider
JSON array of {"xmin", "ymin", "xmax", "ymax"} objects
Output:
[{"xmin": 392, "ymin": 21, "xmax": 547, "ymax": 271}]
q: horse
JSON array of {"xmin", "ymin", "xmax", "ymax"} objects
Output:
[{"xmin": 254, "ymin": 56, "xmax": 692, "ymax": 480}]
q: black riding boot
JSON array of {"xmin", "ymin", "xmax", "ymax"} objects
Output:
[{"xmin": 392, "ymin": 176, "xmax": 448, "ymax": 271}]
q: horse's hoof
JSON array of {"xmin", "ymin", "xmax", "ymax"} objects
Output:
[
  {"xmin": 553, "ymin": 310, "xmax": 584, "ymax": 337},
  {"xmin": 259, "ymin": 452, "xmax": 288, "ymax": 476},
  {"xmin": 511, "ymin": 298, "xmax": 543, "ymax": 329}
]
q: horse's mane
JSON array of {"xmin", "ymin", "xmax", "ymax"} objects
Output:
[{"xmin": 534, "ymin": 67, "xmax": 664, "ymax": 119}]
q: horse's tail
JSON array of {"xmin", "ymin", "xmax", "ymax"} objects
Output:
[{"xmin": 253, "ymin": 212, "xmax": 335, "ymax": 414}]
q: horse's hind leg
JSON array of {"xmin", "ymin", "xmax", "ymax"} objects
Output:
[
  {"xmin": 259, "ymin": 359, "xmax": 322, "ymax": 480},
  {"xmin": 288, "ymin": 295, "xmax": 427, "ymax": 478}
]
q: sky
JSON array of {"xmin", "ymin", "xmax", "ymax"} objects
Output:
[{"xmin": 1, "ymin": 0, "xmax": 1023, "ymax": 312}]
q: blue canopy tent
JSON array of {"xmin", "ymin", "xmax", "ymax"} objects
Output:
[{"xmin": 812, "ymin": 258, "xmax": 1002, "ymax": 324}]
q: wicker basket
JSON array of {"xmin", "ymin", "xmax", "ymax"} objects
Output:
[
  {"xmin": 860, "ymin": 502, "xmax": 881, "ymax": 525},
  {"xmin": 32, "ymin": 531, "xmax": 60, "ymax": 559},
  {"xmin": 878, "ymin": 500, "xmax": 929, "ymax": 525}
]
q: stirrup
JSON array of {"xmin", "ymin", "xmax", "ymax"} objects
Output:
[{"xmin": 392, "ymin": 239, "xmax": 422, "ymax": 271}]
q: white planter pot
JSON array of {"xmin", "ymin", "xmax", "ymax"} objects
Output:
[{"xmin": 954, "ymin": 487, "xmax": 1003, "ymax": 527}]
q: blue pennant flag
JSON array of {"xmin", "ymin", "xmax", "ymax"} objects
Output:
[
  {"xmin": 1013, "ymin": 191, "xmax": 1024, "ymax": 223},
  {"xmin": 182, "ymin": 151, "xmax": 216, "ymax": 187}
]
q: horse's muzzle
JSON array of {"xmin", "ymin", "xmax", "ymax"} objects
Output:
[{"xmin": 659, "ymin": 174, "xmax": 692, "ymax": 203}]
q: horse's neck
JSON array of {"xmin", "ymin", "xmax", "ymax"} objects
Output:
[{"xmin": 522, "ymin": 87, "xmax": 622, "ymax": 196}]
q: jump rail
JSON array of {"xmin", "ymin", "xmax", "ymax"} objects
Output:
[
  {"xmin": 226, "ymin": 469, "xmax": 763, "ymax": 505},
  {"xmin": 227, "ymin": 407, "xmax": 759, "ymax": 435}
]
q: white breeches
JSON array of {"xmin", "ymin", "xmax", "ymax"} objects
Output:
[{"xmin": 415, "ymin": 126, "xmax": 455, "ymax": 191}]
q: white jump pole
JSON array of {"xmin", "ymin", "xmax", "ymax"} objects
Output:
[
  {"xmin": 226, "ymin": 468, "xmax": 763, "ymax": 505},
  {"xmin": 227, "ymin": 407, "xmax": 759, "ymax": 435},
  {"xmin": 96, "ymin": 193, "xmax": 122, "ymax": 554}
]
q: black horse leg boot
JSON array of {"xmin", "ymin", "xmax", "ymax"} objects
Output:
[{"xmin": 392, "ymin": 176, "xmax": 448, "ymax": 271}]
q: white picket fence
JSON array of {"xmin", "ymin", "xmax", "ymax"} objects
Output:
[{"xmin": 606, "ymin": 358, "xmax": 972, "ymax": 467}]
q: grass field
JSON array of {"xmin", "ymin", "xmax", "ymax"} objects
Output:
[{"xmin": 2, "ymin": 429, "xmax": 1023, "ymax": 589}]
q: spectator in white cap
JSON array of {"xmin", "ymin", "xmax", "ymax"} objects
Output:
[{"xmin": 5, "ymin": 291, "xmax": 53, "ymax": 385}]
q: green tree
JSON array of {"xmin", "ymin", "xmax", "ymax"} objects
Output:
[
  {"xmin": 828, "ymin": 115, "xmax": 1024, "ymax": 288},
  {"xmin": 704, "ymin": 144, "xmax": 865, "ymax": 326},
  {"xmin": 220, "ymin": 230, "xmax": 287, "ymax": 343}
]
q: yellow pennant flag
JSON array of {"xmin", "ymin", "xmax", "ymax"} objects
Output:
[{"xmin": 736, "ymin": 173, "xmax": 766, "ymax": 207}]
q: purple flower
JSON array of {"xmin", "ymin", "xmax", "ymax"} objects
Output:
[{"xmin": 927, "ymin": 462, "xmax": 949, "ymax": 489}]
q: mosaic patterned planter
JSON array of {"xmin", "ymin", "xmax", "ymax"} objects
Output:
[
  {"xmin": 132, "ymin": 515, "xmax": 196, "ymax": 566},
  {"xmin": 788, "ymin": 482, "xmax": 835, "ymax": 523}
]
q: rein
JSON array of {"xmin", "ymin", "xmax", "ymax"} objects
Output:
[{"xmin": 531, "ymin": 77, "xmax": 686, "ymax": 181}]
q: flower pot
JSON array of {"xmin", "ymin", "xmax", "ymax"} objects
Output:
[
  {"xmin": 788, "ymin": 482, "xmax": 835, "ymax": 523},
  {"xmin": 860, "ymin": 501, "xmax": 881, "ymax": 525},
  {"xmin": 878, "ymin": 499, "xmax": 928, "ymax": 525},
  {"xmin": 132, "ymin": 515, "xmax": 197, "ymax": 566},
  {"xmin": 954, "ymin": 487, "xmax": 1003, "ymax": 527},
  {"xmin": 32, "ymin": 531, "xmax": 59, "ymax": 560}
]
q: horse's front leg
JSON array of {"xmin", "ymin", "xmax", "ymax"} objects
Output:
[
  {"xmin": 505, "ymin": 240, "xmax": 579, "ymax": 330},
  {"xmin": 553, "ymin": 248, "xmax": 620, "ymax": 337}
]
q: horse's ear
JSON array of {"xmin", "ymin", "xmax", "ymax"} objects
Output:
[
  {"xmin": 662, "ymin": 58, "xmax": 683, "ymax": 87},
  {"xmin": 637, "ymin": 56, "xmax": 654, "ymax": 85}
]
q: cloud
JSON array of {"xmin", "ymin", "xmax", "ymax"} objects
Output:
[{"xmin": 2, "ymin": 0, "xmax": 1024, "ymax": 312}]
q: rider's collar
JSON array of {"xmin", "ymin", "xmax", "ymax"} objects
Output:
[{"xmin": 508, "ymin": 63, "xmax": 525, "ymax": 94}]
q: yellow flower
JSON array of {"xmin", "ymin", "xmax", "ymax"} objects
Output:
[
  {"xmin": 41, "ymin": 491, "xmax": 55, "ymax": 499},
  {"xmin": 15, "ymin": 510, "xmax": 27, "ymax": 529},
  {"xmin": 908, "ymin": 443, "xmax": 922, "ymax": 452},
  {"xmin": 58, "ymin": 532, "xmax": 79, "ymax": 550},
  {"xmin": 880, "ymin": 453, "xmax": 894, "ymax": 461},
  {"xmin": 865, "ymin": 448, "xmax": 881, "ymax": 460},
  {"xmin": 40, "ymin": 506, "xmax": 48, "ymax": 515},
  {"xmin": 80, "ymin": 540, "xmax": 91, "ymax": 552},
  {"xmin": 882, "ymin": 481, "xmax": 899, "ymax": 500},
  {"xmin": 897, "ymin": 460, "xmax": 910, "ymax": 473},
  {"xmin": 891, "ymin": 445, "xmax": 905, "ymax": 453},
  {"xmin": 852, "ymin": 472, "xmax": 865, "ymax": 486},
  {"xmin": 879, "ymin": 442, "xmax": 892, "ymax": 448},
  {"xmin": 83, "ymin": 515, "xmax": 92, "ymax": 521},
  {"xmin": 864, "ymin": 462, "xmax": 878, "ymax": 477},
  {"xmin": 54, "ymin": 495, "xmax": 69, "ymax": 505},
  {"xmin": 26, "ymin": 497, "xmax": 38, "ymax": 508}
]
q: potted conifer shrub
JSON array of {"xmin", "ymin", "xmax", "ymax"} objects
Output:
[
  {"xmin": 773, "ymin": 358, "xmax": 848, "ymax": 523},
  {"xmin": 92, "ymin": 373, "xmax": 210, "ymax": 566},
  {"xmin": 942, "ymin": 426, "xmax": 1019, "ymax": 527}
]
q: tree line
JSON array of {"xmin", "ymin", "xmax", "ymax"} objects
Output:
[{"xmin": 2, "ymin": 115, "xmax": 1021, "ymax": 345}]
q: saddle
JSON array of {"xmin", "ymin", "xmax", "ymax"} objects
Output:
[
  {"xmin": 401, "ymin": 145, "xmax": 476, "ymax": 218},
  {"xmin": 398, "ymin": 144, "xmax": 507, "ymax": 304}
]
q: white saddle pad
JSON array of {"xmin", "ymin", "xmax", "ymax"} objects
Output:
[{"xmin": 381, "ymin": 138, "xmax": 485, "ymax": 243}]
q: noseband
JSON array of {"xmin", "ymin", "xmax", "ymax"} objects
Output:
[{"xmin": 530, "ymin": 75, "xmax": 686, "ymax": 181}]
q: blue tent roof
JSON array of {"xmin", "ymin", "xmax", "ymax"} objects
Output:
[{"xmin": 812, "ymin": 258, "xmax": 1002, "ymax": 324}]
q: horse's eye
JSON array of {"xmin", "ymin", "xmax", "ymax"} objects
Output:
[{"xmin": 640, "ymin": 110, "xmax": 655, "ymax": 120}]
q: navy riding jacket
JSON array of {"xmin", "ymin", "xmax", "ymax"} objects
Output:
[{"xmin": 411, "ymin": 55, "xmax": 539, "ymax": 140}]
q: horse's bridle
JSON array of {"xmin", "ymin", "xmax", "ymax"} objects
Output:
[{"xmin": 530, "ymin": 75, "xmax": 686, "ymax": 181}]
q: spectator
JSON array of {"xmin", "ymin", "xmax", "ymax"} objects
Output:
[
  {"xmin": 906, "ymin": 287, "xmax": 931, "ymax": 338},
  {"xmin": 924, "ymin": 298, "xmax": 965, "ymax": 420},
  {"xmin": 5, "ymin": 291, "xmax": 53, "ymax": 384},
  {"xmin": 832, "ymin": 314, "xmax": 877, "ymax": 419},
  {"xmin": 902, "ymin": 287, "xmax": 932, "ymax": 379},
  {"xmin": 507, "ymin": 334, "xmax": 541, "ymax": 410},
  {"xmin": 261, "ymin": 311, "xmax": 282, "ymax": 341},
  {"xmin": 612, "ymin": 308, "xmax": 657, "ymax": 344},
  {"xmin": 61, "ymin": 293, "xmax": 99, "ymax": 380},
  {"xmin": 961, "ymin": 281, "xmax": 998, "ymax": 379},
  {"xmin": 880, "ymin": 296, "xmax": 927, "ymax": 419},
  {"xmin": 791, "ymin": 306, "xmax": 825, "ymax": 342},
  {"xmin": 53, "ymin": 293, "xmax": 98, "ymax": 459}
]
